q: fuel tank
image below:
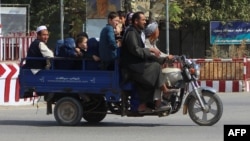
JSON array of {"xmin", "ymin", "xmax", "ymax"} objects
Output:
[{"xmin": 162, "ymin": 68, "xmax": 183, "ymax": 87}]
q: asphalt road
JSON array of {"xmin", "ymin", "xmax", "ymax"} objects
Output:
[{"xmin": 0, "ymin": 92, "xmax": 249, "ymax": 141}]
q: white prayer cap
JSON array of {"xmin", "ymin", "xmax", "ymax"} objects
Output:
[{"xmin": 36, "ymin": 25, "xmax": 47, "ymax": 33}]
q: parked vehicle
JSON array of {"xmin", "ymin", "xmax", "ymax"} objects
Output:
[{"xmin": 19, "ymin": 55, "xmax": 223, "ymax": 126}]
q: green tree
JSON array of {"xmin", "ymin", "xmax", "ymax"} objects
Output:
[
  {"xmin": 178, "ymin": 0, "xmax": 250, "ymax": 30},
  {"xmin": 64, "ymin": 0, "xmax": 85, "ymax": 38},
  {"xmin": 127, "ymin": 0, "xmax": 250, "ymax": 29}
]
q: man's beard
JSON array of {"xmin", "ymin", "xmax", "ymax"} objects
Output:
[{"xmin": 138, "ymin": 25, "xmax": 145, "ymax": 30}]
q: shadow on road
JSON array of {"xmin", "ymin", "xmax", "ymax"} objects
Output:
[{"xmin": 0, "ymin": 119, "xmax": 196, "ymax": 127}]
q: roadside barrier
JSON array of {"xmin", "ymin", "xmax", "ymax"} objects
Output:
[
  {"xmin": 0, "ymin": 36, "xmax": 35, "ymax": 105},
  {"xmin": 193, "ymin": 58, "xmax": 246, "ymax": 92},
  {"xmin": 173, "ymin": 58, "xmax": 246, "ymax": 92},
  {"xmin": 0, "ymin": 62, "xmax": 35, "ymax": 105}
]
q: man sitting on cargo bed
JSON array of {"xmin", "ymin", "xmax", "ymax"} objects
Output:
[{"xmin": 23, "ymin": 25, "xmax": 54, "ymax": 71}]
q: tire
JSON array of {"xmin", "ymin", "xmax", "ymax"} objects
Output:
[
  {"xmin": 82, "ymin": 97, "xmax": 107, "ymax": 123},
  {"xmin": 54, "ymin": 97, "xmax": 83, "ymax": 126},
  {"xmin": 188, "ymin": 91, "xmax": 223, "ymax": 126}
]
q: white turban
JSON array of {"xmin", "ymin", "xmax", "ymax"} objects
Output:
[
  {"xmin": 36, "ymin": 25, "xmax": 47, "ymax": 33},
  {"xmin": 144, "ymin": 22, "xmax": 158, "ymax": 37}
]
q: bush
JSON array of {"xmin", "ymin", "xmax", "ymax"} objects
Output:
[{"xmin": 206, "ymin": 40, "xmax": 249, "ymax": 58}]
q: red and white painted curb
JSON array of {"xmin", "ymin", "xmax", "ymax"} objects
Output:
[
  {"xmin": 0, "ymin": 63, "xmax": 35, "ymax": 106},
  {"xmin": 197, "ymin": 80, "xmax": 243, "ymax": 92},
  {"xmin": 245, "ymin": 80, "xmax": 250, "ymax": 92}
]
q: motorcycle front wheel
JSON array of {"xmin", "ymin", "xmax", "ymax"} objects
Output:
[{"xmin": 188, "ymin": 91, "xmax": 223, "ymax": 126}]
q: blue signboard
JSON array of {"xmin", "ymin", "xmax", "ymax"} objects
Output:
[{"xmin": 210, "ymin": 21, "xmax": 250, "ymax": 45}]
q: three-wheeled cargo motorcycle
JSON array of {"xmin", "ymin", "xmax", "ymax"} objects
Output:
[{"xmin": 19, "ymin": 55, "xmax": 223, "ymax": 126}]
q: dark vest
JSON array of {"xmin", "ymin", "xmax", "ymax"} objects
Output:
[{"xmin": 24, "ymin": 39, "xmax": 46, "ymax": 69}]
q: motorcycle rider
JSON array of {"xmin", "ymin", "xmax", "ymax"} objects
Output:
[
  {"xmin": 144, "ymin": 20, "xmax": 174, "ymax": 108},
  {"xmin": 120, "ymin": 11, "xmax": 172, "ymax": 113}
]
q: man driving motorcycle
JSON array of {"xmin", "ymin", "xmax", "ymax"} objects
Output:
[{"xmin": 120, "ymin": 11, "xmax": 173, "ymax": 114}]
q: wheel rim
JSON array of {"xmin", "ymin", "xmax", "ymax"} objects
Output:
[
  {"xmin": 57, "ymin": 102, "xmax": 78, "ymax": 123},
  {"xmin": 189, "ymin": 93, "xmax": 222, "ymax": 125},
  {"xmin": 192, "ymin": 96, "xmax": 218, "ymax": 121}
]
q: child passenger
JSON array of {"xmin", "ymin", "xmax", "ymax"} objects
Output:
[
  {"xmin": 85, "ymin": 38, "xmax": 101, "ymax": 70},
  {"xmin": 75, "ymin": 36, "xmax": 101, "ymax": 70},
  {"xmin": 75, "ymin": 36, "xmax": 88, "ymax": 57}
]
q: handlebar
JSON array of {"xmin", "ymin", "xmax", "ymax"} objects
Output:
[{"xmin": 170, "ymin": 55, "xmax": 185, "ymax": 62}]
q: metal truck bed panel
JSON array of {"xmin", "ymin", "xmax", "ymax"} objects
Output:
[{"xmin": 19, "ymin": 69, "xmax": 120, "ymax": 97}]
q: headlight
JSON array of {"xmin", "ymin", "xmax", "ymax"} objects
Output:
[{"xmin": 194, "ymin": 64, "xmax": 200, "ymax": 78}]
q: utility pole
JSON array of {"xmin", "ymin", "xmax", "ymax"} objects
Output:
[
  {"xmin": 166, "ymin": 0, "xmax": 169, "ymax": 55},
  {"xmin": 60, "ymin": 0, "xmax": 64, "ymax": 40}
]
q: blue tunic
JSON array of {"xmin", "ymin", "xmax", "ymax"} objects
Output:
[{"xmin": 99, "ymin": 24, "xmax": 119, "ymax": 63}]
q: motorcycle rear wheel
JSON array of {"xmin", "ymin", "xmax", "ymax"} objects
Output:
[{"xmin": 188, "ymin": 91, "xmax": 223, "ymax": 126}]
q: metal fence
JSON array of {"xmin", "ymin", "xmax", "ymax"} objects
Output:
[
  {"xmin": 0, "ymin": 36, "xmax": 35, "ymax": 61},
  {"xmin": 194, "ymin": 58, "xmax": 245, "ymax": 81},
  {"xmin": 168, "ymin": 58, "xmax": 246, "ymax": 81}
]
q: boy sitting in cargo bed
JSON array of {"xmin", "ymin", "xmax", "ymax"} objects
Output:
[{"xmin": 74, "ymin": 37, "xmax": 101, "ymax": 70}]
